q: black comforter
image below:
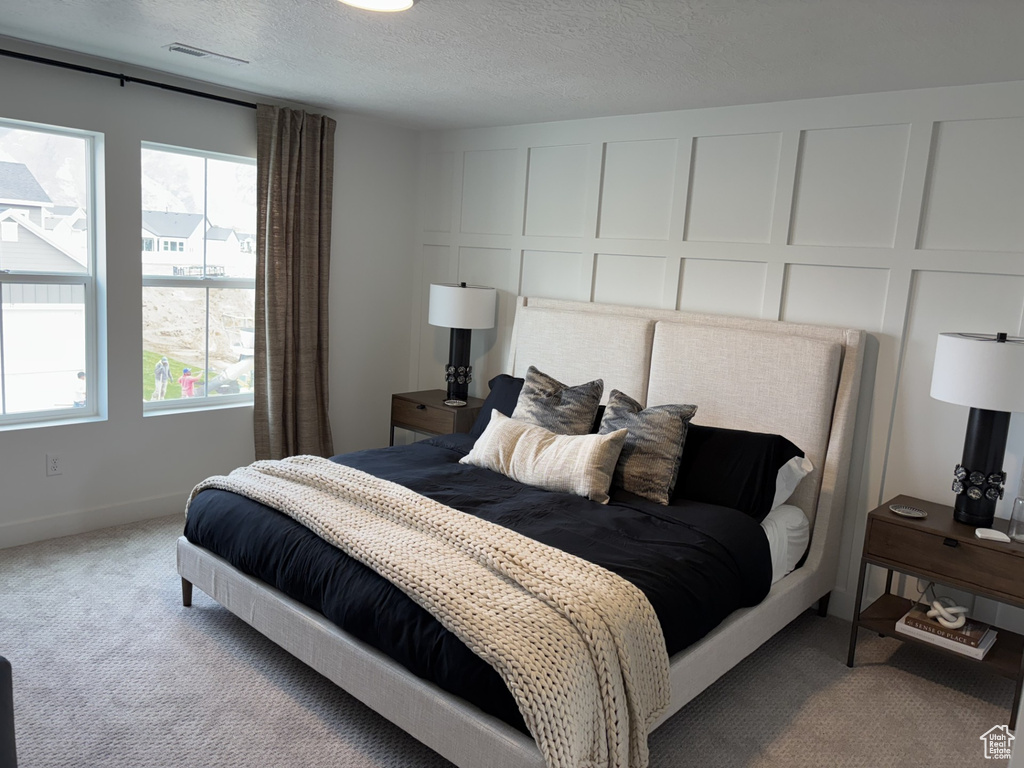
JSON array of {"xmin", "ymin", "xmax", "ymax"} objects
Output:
[{"xmin": 184, "ymin": 433, "xmax": 772, "ymax": 732}]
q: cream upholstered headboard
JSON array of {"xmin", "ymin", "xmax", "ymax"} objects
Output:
[
  {"xmin": 645, "ymin": 322, "xmax": 841, "ymax": 520},
  {"xmin": 508, "ymin": 306, "xmax": 654, "ymax": 404},
  {"xmin": 506, "ymin": 297, "xmax": 866, "ymax": 575}
]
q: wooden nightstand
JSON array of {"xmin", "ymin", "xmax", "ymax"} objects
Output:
[
  {"xmin": 847, "ymin": 494, "xmax": 1024, "ymax": 727},
  {"xmin": 390, "ymin": 390, "xmax": 485, "ymax": 446}
]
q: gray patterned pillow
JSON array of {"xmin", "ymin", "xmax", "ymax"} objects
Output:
[
  {"xmin": 511, "ymin": 366, "xmax": 603, "ymax": 435},
  {"xmin": 599, "ymin": 389, "xmax": 697, "ymax": 505}
]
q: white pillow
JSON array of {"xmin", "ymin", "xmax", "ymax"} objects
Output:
[
  {"xmin": 772, "ymin": 456, "xmax": 814, "ymax": 511},
  {"xmin": 760, "ymin": 504, "xmax": 811, "ymax": 583},
  {"xmin": 460, "ymin": 410, "xmax": 627, "ymax": 504}
]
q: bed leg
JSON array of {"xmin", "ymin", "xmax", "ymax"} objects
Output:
[
  {"xmin": 181, "ymin": 578, "xmax": 193, "ymax": 607},
  {"xmin": 817, "ymin": 592, "xmax": 831, "ymax": 617}
]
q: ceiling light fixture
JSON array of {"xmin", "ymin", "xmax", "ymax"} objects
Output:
[{"xmin": 338, "ymin": 0, "xmax": 416, "ymax": 11}]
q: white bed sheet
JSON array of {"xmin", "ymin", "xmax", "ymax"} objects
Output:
[{"xmin": 760, "ymin": 504, "xmax": 810, "ymax": 584}]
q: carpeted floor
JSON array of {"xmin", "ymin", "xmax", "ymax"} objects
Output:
[{"xmin": 0, "ymin": 514, "xmax": 1015, "ymax": 767}]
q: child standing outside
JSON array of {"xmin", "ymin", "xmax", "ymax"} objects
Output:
[{"xmin": 177, "ymin": 368, "xmax": 203, "ymax": 398}]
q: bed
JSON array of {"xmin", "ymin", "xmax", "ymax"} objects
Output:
[{"xmin": 177, "ymin": 297, "xmax": 866, "ymax": 768}]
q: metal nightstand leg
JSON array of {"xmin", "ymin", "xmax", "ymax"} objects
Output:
[
  {"xmin": 847, "ymin": 559, "xmax": 869, "ymax": 667},
  {"xmin": 1013, "ymin": 654, "xmax": 1024, "ymax": 730}
]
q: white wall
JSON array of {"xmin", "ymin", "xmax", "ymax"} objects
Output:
[
  {"xmin": 411, "ymin": 80, "xmax": 1024, "ymax": 625},
  {"xmin": 0, "ymin": 41, "xmax": 418, "ymax": 547},
  {"xmin": 328, "ymin": 113, "xmax": 417, "ymax": 453}
]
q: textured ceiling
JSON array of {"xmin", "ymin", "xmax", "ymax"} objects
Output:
[{"xmin": 2, "ymin": 0, "xmax": 1024, "ymax": 129}]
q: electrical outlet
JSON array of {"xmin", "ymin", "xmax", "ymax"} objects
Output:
[{"xmin": 46, "ymin": 453, "xmax": 62, "ymax": 476}]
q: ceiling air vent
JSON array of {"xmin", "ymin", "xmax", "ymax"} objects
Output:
[{"xmin": 164, "ymin": 43, "xmax": 248, "ymax": 66}]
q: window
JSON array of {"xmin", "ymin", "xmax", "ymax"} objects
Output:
[
  {"xmin": 141, "ymin": 144, "xmax": 255, "ymax": 409},
  {"xmin": 142, "ymin": 237, "xmax": 155, "ymax": 252},
  {"xmin": 0, "ymin": 119, "xmax": 99, "ymax": 425}
]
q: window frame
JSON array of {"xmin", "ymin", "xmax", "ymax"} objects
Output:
[
  {"xmin": 141, "ymin": 142, "xmax": 256, "ymax": 414},
  {"xmin": 0, "ymin": 118, "xmax": 102, "ymax": 429}
]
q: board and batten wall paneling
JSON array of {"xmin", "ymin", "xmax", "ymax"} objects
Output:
[
  {"xmin": 461, "ymin": 149, "xmax": 518, "ymax": 235},
  {"xmin": 598, "ymin": 139, "xmax": 678, "ymax": 240},
  {"xmin": 684, "ymin": 132, "xmax": 781, "ymax": 244},
  {"xmin": 521, "ymin": 250, "xmax": 591, "ymax": 302},
  {"xmin": 524, "ymin": 145, "xmax": 589, "ymax": 238},
  {"xmin": 789, "ymin": 124, "xmax": 910, "ymax": 248},
  {"xmin": 679, "ymin": 259, "xmax": 766, "ymax": 318},
  {"xmin": 422, "ymin": 152, "xmax": 454, "ymax": 233},
  {"xmin": 412, "ymin": 79, "xmax": 1024, "ymax": 624},
  {"xmin": 919, "ymin": 117, "xmax": 1024, "ymax": 252},
  {"xmin": 593, "ymin": 253, "xmax": 670, "ymax": 309},
  {"xmin": 781, "ymin": 265, "xmax": 889, "ymax": 331}
]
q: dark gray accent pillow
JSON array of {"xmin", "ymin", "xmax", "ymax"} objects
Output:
[
  {"xmin": 469, "ymin": 374, "xmax": 525, "ymax": 440},
  {"xmin": 599, "ymin": 389, "xmax": 697, "ymax": 505},
  {"xmin": 510, "ymin": 366, "xmax": 603, "ymax": 435}
]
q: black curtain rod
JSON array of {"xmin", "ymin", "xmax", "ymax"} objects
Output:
[{"xmin": 0, "ymin": 48, "xmax": 258, "ymax": 110}]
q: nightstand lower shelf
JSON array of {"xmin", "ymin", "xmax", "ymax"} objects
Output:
[{"xmin": 858, "ymin": 593, "xmax": 1024, "ymax": 682}]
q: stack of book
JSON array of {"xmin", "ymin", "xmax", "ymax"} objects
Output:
[{"xmin": 895, "ymin": 604, "xmax": 997, "ymax": 660}]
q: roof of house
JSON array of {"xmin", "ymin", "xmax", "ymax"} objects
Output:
[
  {"xmin": 141, "ymin": 210, "xmax": 205, "ymax": 238},
  {"xmin": 0, "ymin": 210, "xmax": 87, "ymax": 272},
  {"xmin": 206, "ymin": 226, "xmax": 235, "ymax": 241},
  {"xmin": 48, "ymin": 205, "xmax": 81, "ymax": 216},
  {"xmin": 0, "ymin": 161, "xmax": 52, "ymax": 204}
]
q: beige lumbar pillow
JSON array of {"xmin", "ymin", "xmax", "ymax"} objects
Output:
[{"xmin": 460, "ymin": 410, "xmax": 627, "ymax": 504}]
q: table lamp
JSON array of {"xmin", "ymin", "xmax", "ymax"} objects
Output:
[
  {"xmin": 428, "ymin": 282, "xmax": 496, "ymax": 406},
  {"xmin": 930, "ymin": 332, "xmax": 1024, "ymax": 527}
]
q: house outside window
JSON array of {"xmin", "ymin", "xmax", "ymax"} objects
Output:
[
  {"xmin": 0, "ymin": 119, "xmax": 101, "ymax": 426},
  {"xmin": 141, "ymin": 144, "xmax": 255, "ymax": 410}
]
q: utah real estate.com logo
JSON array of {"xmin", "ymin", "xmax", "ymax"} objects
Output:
[{"xmin": 980, "ymin": 725, "xmax": 1014, "ymax": 760}]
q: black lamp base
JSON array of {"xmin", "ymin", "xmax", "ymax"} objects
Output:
[
  {"xmin": 950, "ymin": 407, "xmax": 1009, "ymax": 527},
  {"xmin": 954, "ymin": 493, "xmax": 998, "ymax": 527},
  {"xmin": 444, "ymin": 328, "xmax": 473, "ymax": 403}
]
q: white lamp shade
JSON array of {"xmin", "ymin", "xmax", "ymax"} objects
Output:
[
  {"xmin": 930, "ymin": 332, "xmax": 1024, "ymax": 412},
  {"xmin": 428, "ymin": 284, "xmax": 496, "ymax": 330}
]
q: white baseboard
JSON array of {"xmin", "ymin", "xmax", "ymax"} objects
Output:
[{"xmin": 0, "ymin": 492, "xmax": 187, "ymax": 549}]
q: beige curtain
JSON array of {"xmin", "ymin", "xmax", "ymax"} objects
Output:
[{"xmin": 254, "ymin": 104, "xmax": 336, "ymax": 460}]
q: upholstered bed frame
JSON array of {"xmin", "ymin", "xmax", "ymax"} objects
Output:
[{"xmin": 177, "ymin": 297, "xmax": 866, "ymax": 767}]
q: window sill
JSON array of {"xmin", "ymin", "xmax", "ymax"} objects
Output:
[
  {"xmin": 143, "ymin": 397, "xmax": 254, "ymax": 418},
  {"xmin": 0, "ymin": 411, "xmax": 106, "ymax": 432}
]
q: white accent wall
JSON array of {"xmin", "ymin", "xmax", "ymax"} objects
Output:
[
  {"xmin": 411, "ymin": 80, "xmax": 1024, "ymax": 624},
  {"xmin": 0, "ymin": 42, "xmax": 417, "ymax": 547}
]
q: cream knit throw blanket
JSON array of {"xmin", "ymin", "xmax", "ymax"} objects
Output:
[{"xmin": 186, "ymin": 455, "xmax": 670, "ymax": 768}]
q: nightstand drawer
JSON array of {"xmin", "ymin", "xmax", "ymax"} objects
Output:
[
  {"xmin": 866, "ymin": 519, "xmax": 1024, "ymax": 603},
  {"xmin": 391, "ymin": 397, "xmax": 456, "ymax": 434}
]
